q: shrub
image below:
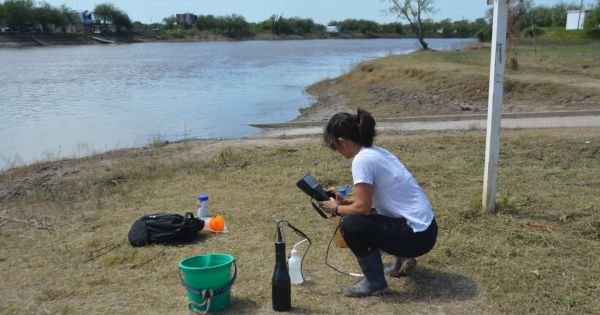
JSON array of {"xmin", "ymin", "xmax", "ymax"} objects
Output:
[
  {"xmin": 522, "ymin": 25, "xmax": 545, "ymax": 37},
  {"xmin": 476, "ymin": 25, "xmax": 492, "ymax": 42},
  {"xmin": 584, "ymin": 0, "xmax": 600, "ymax": 38}
]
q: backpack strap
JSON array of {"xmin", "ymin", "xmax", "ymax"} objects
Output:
[
  {"xmin": 178, "ymin": 259, "xmax": 237, "ymax": 314},
  {"xmin": 184, "ymin": 212, "xmax": 195, "ymax": 219}
]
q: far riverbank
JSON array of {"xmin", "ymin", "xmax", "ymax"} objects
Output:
[{"xmin": 0, "ymin": 31, "xmax": 460, "ymax": 48}]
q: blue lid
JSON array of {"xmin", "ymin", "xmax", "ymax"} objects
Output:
[
  {"xmin": 337, "ymin": 188, "xmax": 347, "ymax": 196},
  {"xmin": 197, "ymin": 194, "xmax": 208, "ymax": 201}
]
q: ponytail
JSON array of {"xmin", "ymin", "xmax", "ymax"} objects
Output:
[
  {"xmin": 356, "ymin": 108, "xmax": 376, "ymax": 147},
  {"xmin": 323, "ymin": 108, "xmax": 376, "ymax": 150}
]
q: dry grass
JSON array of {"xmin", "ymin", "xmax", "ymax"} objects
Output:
[
  {"xmin": 1, "ymin": 128, "xmax": 599, "ymax": 314},
  {"xmin": 306, "ymin": 42, "xmax": 600, "ymax": 118}
]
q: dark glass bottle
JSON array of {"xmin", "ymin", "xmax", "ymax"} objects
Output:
[{"xmin": 272, "ymin": 240, "xmax": 291, "ymax": 311}]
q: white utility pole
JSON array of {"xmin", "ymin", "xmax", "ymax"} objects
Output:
[
  {"xmin": 578, "ymin": 0, "xmax": 585, "ymax": 30},
  {"xmin": 483, "ymin": 0, "xmax": 509, "ymax": 213}
]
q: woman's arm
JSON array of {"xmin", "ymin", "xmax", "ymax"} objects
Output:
[{"xmin": 319, "ymin": 183, "xmax": 373, "ymax": 216}]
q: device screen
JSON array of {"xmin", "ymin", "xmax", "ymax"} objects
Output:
[{"xmin": 302, "ymin": 174, "xmax": 320, "ymax": 189}]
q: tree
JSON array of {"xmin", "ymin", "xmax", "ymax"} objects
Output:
[
  {"xmin": 198, "ymin": 14, "xmax": 219, "ymax": 32},
  {"xmin": 507, "ymin": 0, "xmax": 534, "ymax": 69},
  {"xmin": 3, "ymin": 0, "xmax": 35, "ymax": 30},
  {"xmin": 34, "ymin": 2, "xmax": 71, "ymax": 32},
  {"xmin": 112, "ymin": 10, "xmax": 131, "ymax": 32},
  {"xmin": 261, "ymin": 15, "xmax": 294, "ymax": 35},
  {"xmin": 59, "ymin": 4, "xmax": 77, "ymax": 27},
  {"xmin": 162, "ymin": 15, "xmax": 176, "ymax": 30},
  {"xmin": 549, "ymin": 2, "xmax": 580, "ymax": 27},
  {"xmin": 93, "ymin": 3, "xmax": 131, "ymax": 32},
  {"xmin": 0, "ymin": 3, "xmax": 5, "ymax": 25},
  {"xmin": 452, "ymin": 19, "xmax": 471, "ymax": 37},
  {"xmin": 386, "ymin": 0, "xmax": 436, "ymax": 50},
  {"xmin": 420, "ymin": 18, "xmax": 436, "ymax": 36},
  {"xmin": 287, "ymin": 17, "xmax": 323, "ymax": 34},
  {"xmin": 509, "ymin": 0, "xmax": 533, "ymax": 31},
  {"xmin": 437, "ymin": 18, "xmax": 453, "ymax": 37},
  {"xmin": 584, "ymin": 0, "xmax": 600, "ymax": 37},
  {"xmin": 93, "ymin": 3, "xmax": 115, "ymax": 25},
  {"xmin": 380, "ymin": 22, "xmax": 403, "ymax": 34},
  {"xmin": 528, "ymin": 5, "xmax": 554, "ymax": 27},
  {"xmin": 224, "ymin": 14, "xmax": 251, "ymax": 37},
  {"xmin": 472, "ymin": 17, "xmax": 488, "ymax": 31},
  {"xmin": 131, "ymin": 21, "xmax": 146, "ymax": 32}
]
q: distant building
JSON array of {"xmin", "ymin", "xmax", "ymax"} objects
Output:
[
  {"xmin": 81, "ymin": 10, "xmax": 95, "ymax": 25},
  {"xmin": 566, "ymin": 10, "xmax": 591, "ymax": 30},
  {"xmin": 65, "ymin": 10, "xmax": 99, "ymax": 33},
  {"xmin": 326, "ymin": 26, "xmax": 340, "ymax": 33},
  {"xmin": 176, "ymin": 13, "xmax": 198, "ymax": 27}
]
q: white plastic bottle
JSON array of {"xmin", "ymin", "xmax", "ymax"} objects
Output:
[
  {"xmin": 288, "ymin": 249, "xmax": 303, "ymax": 285},
  {"xmin": 197, "ymin": 194, "xmax": 209, "ymax": 218}
]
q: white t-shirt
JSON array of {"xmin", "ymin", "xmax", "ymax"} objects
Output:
[{"xmin": 351, "ymin": 146, "xmax": 434, "ymax": 232}]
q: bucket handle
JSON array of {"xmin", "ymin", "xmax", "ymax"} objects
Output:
[{"xmin": 178, "ymin": 259, "xmax": 237, "ymax": 314}]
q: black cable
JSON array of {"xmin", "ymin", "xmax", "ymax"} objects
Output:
[
  {"xmin": 324, "ymin": 220, "xmax": 363, "ymax": 278},
  {"xmin": 304, "ymin": 196, "xmax": 363, "ymax": 278},
  {"xmin": 287, "ymin": 221, "xmax": 312, "ymax": 281},
  {"xmin": 276, "ymin": 219, "xmax": 312, "ymax": 281}
]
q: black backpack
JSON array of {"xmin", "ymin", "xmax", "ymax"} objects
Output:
[{"xmin": 128, "ymin": 212, "xmax": 204, "ymax": 247}]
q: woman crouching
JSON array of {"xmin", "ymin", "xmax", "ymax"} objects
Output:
[{"xmin": 318, "ymin": 109, "xmax": 438, "ymax": 297}]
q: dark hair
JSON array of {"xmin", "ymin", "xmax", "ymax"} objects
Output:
[{"xmin": 323, "ymin": 108, "xmax": 376, "ymax": 150}]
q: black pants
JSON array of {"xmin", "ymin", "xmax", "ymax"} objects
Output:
[{"xmin": 339, "ymin": 214, "xmax": 438, "ymax": 258}]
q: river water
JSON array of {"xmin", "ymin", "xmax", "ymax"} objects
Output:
[{"xmin": 0, "ymin": 38, "xmax": 474, "ymax": 169}]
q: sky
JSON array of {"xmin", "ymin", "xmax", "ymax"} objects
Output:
[{"xmin": 39, "ymin": 0, "xmax": 595, "ymax": 24}]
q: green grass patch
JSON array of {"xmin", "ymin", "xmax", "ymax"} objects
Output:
[
  {"xmin": 1, "ymin": 128, "xmax": 599, "ymax": 314},
  {"xmin": 537, "ymin": 26, "xmax": 593, "ymax": 41}
]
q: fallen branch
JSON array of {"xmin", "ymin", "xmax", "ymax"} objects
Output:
[
  {"xmin": 83, "ymin": 243, "xmax": 121, "ymax": 263},
  {"xmin": 0, "ymin": 215, "xmax": 53, "ymax": 230},
  {"xmin": 130, "ymin": 248, "xmax": 166, "ymax": 269},
  {"xmin": 521, "ymin": 222, "xmax": 554, "ymax": 233},
  {"xmin": 90, "ymin": 243, "xmax": 118, "ymax": 254}
]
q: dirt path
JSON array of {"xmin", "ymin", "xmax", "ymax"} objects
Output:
[{"xmin": 251, "ymin": 110, "xmax": 600, "ymax": 138}]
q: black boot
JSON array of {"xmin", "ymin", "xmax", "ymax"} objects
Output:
[
  {"xmin": 384, "ymin": 256, "xmax": 417, "ymax": 277},
  {"xmin": 344, "ymin": 251, "xmax": 388, "ymax": 297}
]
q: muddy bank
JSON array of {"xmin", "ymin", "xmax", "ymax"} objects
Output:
[
  {"xmin": 0, "ymin": 31, "xmax": 409, "ymax": 49},
  {"xmin": 0, "ymin": 33, "xmax": 137, "ymax": 48}
]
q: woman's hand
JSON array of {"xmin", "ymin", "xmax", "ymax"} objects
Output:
[
  {"xmin": 318, "ymin": 184, "xmax": 373, "ymax": 216},
  {"xmin": 327, "ymin": 189, "xmax": 352, "ymax": 205},
  {"xmin": 318, "ymin": 197, "xmax": 338, "ymax": 215}
]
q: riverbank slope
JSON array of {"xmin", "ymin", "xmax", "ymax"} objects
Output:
[{"xmin": 296, "ymin": 41, "xmax": 600, "ymax": 122}]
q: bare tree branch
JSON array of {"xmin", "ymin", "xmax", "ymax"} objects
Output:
[
  {"xmin": 0, "ymin": 215, "xmax": 53, "ymax": 230},
  {"xmin": 386, "ymin": 0, "xmax": 436, "ymax": 50},
  {"xmin": 83, "ymin": 243, "xmax": 121, "ymax": 263},
  {"xmin": 129, "ymin": 248, "xmax": 166, "ymax": 269}
]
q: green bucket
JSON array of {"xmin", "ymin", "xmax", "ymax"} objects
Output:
[{"xmin": 179, "ymin": 253, "xmax": 237, "ymax": 313}]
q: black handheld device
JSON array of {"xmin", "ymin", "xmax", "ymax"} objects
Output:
[{"xmin": 296, "ymin": 174, "xmax": 334, "ymax": 219}]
